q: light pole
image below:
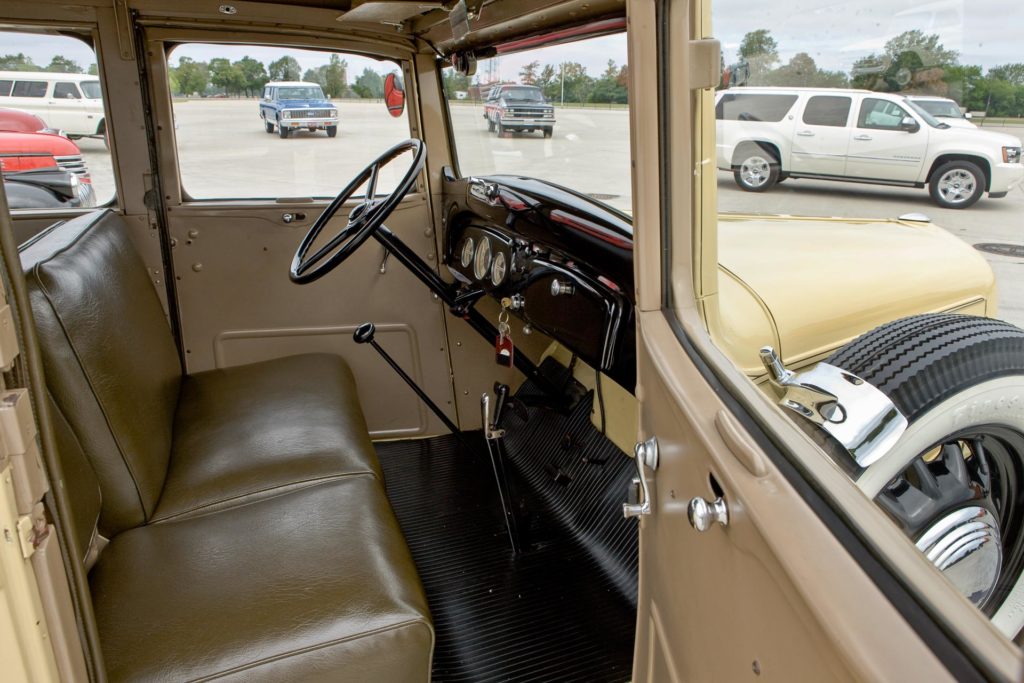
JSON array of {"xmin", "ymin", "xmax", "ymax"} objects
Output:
[{"xmin": 560, "ymin": 62, "xmax": 565, "ymax": 105}]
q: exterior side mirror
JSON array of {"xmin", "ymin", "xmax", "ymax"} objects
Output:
[
  {"xmin": 900, "ymin": 116, "xmax": 920, "ymax": 133},
  {"xmin": 384, "ymin": 73, "xmax": 405, "ymax": 118},
  {"xmin": 965, "ymin": 112, "xmax": 973, "ymax": 119}
]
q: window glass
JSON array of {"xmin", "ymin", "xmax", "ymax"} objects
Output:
[
  {"xmin": 0, "ymin": 29, "xmax": 115, "ymax": 211},
  {"xmin": 715, "ymin": 93, "xmax": 798, "ymax": 122},
  {"xmin": 79, "ymin": 80, "xmax": 101, "ymax": 99},
  {"xmin": 802, "ymin": 95, "xmax": 851, "ymax": 127},
  {"xmin": 169, "ymin": 44, "xmax": 410, "ymax": 200},
  {"xmin": 706, "ymin": 0, "xmax": 1024, "ymax": 645},
  {"xmin": 858, "ymin": 97, "xmax": 911, "ymax": 129},
  {"xmin": 12, "ymin": 80, "xmax": 47, "ymax": 97},
  {"xmin": 53, "ymin": 82, "xmax": 80, "ymax": 99},
  {"xmin": 444, "ymin": 33, "xmax": 631, "ymax": 215},
  {"xmin": 914, "ymin": 99, "xmax": 964, "ymax": 119}
]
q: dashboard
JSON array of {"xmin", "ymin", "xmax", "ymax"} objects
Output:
[{"xmin": 442, "ymin": 171, "xmax": 636, "ymax": 388}]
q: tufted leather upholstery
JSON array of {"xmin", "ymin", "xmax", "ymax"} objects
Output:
[{"xmin": 22, "ymin": 210, "xmax": 433, "ymax": 682}]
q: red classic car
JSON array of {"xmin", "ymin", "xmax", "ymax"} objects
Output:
[{"xmin": 0, "ymin": 108, "xmax": 94, "ymax": 208}]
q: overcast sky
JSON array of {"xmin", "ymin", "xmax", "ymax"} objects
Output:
[{"xmin": 1, "ymin": 0, "xmax": 1019, "ymax": 81}]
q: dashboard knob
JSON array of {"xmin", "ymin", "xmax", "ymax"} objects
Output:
[{"xmin": 550, "ymin": 279, "xmax": 575, "ymax": 297}]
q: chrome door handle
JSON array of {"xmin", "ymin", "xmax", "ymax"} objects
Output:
[
  {"xmin": 796, "ymin": 130, "xmax": 815, "ymax": 137},
  {"xmin": 853, "ymin": 134, "xmax": 872, "ymax": 141},
  {"xmin": 623, "ymin": 436, "xmax": 659, "ymax": 518},
  {"xmin": 687, "ymin": 496, "xmax": 729, "ymax": 532}
]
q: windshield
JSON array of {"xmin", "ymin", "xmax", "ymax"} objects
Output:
[
  {"xmin": 276, "ymin": 86, "xmax": 325, "ymax": 100},
  {"xmin": 903, "ymin": 100, "xmax": 947, "ymax": 128},
  {"xmin": 914, "ymin": 100, "xmax": 965, "ymax": 119},
  {"xmin": 80, "ymin": 81, "xmax": 102, "ymax": 99},
  {"xmin": 501, "ymin": 87, "xmax": 545, "ymax": 102}
]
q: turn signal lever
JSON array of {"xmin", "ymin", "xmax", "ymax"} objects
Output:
[{"xmin": 354, "ymin": 322, "xmax": 462, "ymax": 436}]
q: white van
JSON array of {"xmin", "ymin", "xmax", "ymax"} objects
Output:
[
  {"xmin": 0, "ymin": 71, "xmax": 105, "ymax": 139},
  {"xmin": 715, "ymin": 87, "xmax": 1023, "ymax": 209}
]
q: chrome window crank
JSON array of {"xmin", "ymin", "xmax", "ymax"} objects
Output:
[{"xmin": 623, "ymin": 436, "xmax": 659, "ymax": 518}]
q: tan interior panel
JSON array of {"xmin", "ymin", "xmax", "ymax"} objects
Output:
[{"xmin": 167, "ymin": 197, "xmax": 457, "ymax": 437}]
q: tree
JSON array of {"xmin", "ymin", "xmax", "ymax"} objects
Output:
[
  {"xmin": 209, "ymin": 57, "xmax": 243, "ymax": 95},
  {"xmin": 87, "ymin": 63, "xmax": 98, "ymax": 76},
  {"xmin": 738, "ymin": 29, "xmax": 779, "ymax": 82},
  {"xmin": 303, "ymin": 67, "xmax": 325, "ymax": 87},
  {"xmin": 352, "ymin": 67, "xmax": 383, "ymax": 98},
  {"xmin": 45, "ymin": 55, "xmax": 83, "ymax": 73},
  {"xmin": 536, "ymin": 64, "xmax": 558, "ymax": 100},
  {"xmin": 321, "ymin": 54, "xmax": 348, "ymax": 98},
  {"xmin": 765, "ymin": 52, "xmax": 848, "ymax": 88},
  {"xmin": 519, "ymin": 60, "xmax": 540, "ymax": 85},
  {"xmin": 588, "ymin": 59, "xmax": 628, "ymax": 104},
  {"xmin": 853, "ymin": 31, "xmax": 958, "ymax": 93},
  {"xmin": 557, "ymin": 62, "xmax": 593, "ymax": 103},
  {"xmin": 268, "ymin": 56, "xmax": 301, "ymax": 82},
  {"xmin": 0, "ymin": 53, "xmax": 38, "ymax": 71},
  {"xmin": 174, "ymin": 57, "xmax": 210, "ymax": 97},
  {"xmin": 989, "ymin": 63, "xmax": 1024, "ymax": 86},
  {"xmin": 236, "ymin": 56, "xmax": 268, "ymax": 96},
  {"xmin": 443, "ymin": 69, "xmax": 470, "ymax": 98}
]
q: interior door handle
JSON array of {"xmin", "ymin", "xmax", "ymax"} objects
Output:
[
  {"xmin": 854, "ymin": 134, "xmax": 872, "ymax": 141},
  {"xmin": 796, "ymin": 130, "xmax": 815, "ymax": 137}
]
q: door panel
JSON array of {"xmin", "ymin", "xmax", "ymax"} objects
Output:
[
  {"xmin": 846, "ymin": 98, "xmax": 928, "ymax": 181},
  {"xmin": 790, "ymin": 95, "xmax": 852, "ymax": 176},
  {"xmin": 631, "ymin": 312, "xmax": 955, "ymax": 682},
  {"xmin": 166, "ymin": 196, "xmax": 456, "ymax": 438}
]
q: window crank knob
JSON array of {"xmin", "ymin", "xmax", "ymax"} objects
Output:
[{"xmin": 687, "ymin": 496, "xmax": 728, "ymax": 532}]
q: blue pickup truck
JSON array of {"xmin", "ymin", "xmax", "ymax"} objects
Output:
[{"xmin": 259, "ymin": 81, "xmax": 339, "ymax": 139}]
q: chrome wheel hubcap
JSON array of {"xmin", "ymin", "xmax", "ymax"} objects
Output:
[
  {"xmin": 740, "ymin": 156, "xmax": 771, "ymax": 187},
  {"xmin": 917, "ymin": 506, "xmax": 1002, "ymax": 606},
  {"xmin": 938, "ymin": 169, "xmax": 976, "ymax": 204}
]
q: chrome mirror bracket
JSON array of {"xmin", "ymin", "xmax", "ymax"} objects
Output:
[{"xmin": 759, "ymin": 346, "xmax": 908, "ymax": 468}]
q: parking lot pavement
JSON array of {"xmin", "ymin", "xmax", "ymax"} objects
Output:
[{"xmin": 79, "ymin": 100, "xmax": 1023, "ymax": 326}]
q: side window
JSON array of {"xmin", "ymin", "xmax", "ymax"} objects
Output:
[
  {"xmin": 0, "ymin": 28, "xmax": 115, "ymax": 213},
  {"xmin": 715, "ymin": 94, "xmax": 798, "ymax": 122},
  {"xmin": 169, "ymin": 43, "xmax": 411, "ymax": 200},
  {"xmin": 858, "ymin": 98, "xmax": 910, "ymax": 129},
  {"xmin": 802, "ymin": 95, "xmax": 851, "ymax": 127},
  {"xmin": 12, "ymin": 81, "xmax": 47, "ymax": 98},
  {"xmin": 53, "ymin": 82, "xmax": 81, "ymax": 99}
]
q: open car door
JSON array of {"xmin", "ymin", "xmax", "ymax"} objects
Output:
[{"xmin": 626, "ymin": 1, "xmax": 1021, "ymax": 680}]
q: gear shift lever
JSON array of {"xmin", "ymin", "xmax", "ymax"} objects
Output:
[{"xmin": 354, "ymin": 322, "xmax": 462, "ymax": 435}]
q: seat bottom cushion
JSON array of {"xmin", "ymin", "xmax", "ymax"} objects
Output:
[
  {"xmin": 90, "ymin": 476, "xmax": 433, "ymax": 682},
  {"xmin": 154, "ymin": 354, "xmax": 381, "ymax": 522}
]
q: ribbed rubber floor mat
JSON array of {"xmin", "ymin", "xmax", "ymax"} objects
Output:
[{"xmin": 376, "ymin": 388, "xmax": 636, "ymax": 682}]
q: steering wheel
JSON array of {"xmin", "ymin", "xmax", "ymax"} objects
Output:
[{"xmin": 290, "ymin": 138, "xmax": 425, "ymax": 284}]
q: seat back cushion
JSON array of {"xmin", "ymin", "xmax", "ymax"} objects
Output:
[{"xmin": 21, "ymin": 210, "xmax": 181, "ymax": 535}]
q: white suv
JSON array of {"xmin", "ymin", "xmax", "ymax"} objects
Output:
[{"xmin": 715, "ymin": 87, "xmax": 1023, "ymax": 209}]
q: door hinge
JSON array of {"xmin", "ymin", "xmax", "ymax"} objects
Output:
[{"xmin": 15, "ymin": 504, "xmax": 48, "ymax": 559}]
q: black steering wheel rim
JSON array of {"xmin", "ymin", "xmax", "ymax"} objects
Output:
[{"xmin": 290, "ymin": 138, "xmax": 425, "ymax": 284}]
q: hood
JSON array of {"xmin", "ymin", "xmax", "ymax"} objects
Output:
[
  {"xmin": 715, "ymin": 215, "xmax": 996, "ymax": 377},
  {"xmin": 277, "ymin": 99, "xmax": 335, "ymax": 108},
  {"xmin": 0, "ymin": 130, "xmax": 80, "ymax": 155},
  {"xmin": 931, "ymin": 125, "xmax": 1022, "ymax": 147},
  {"xmin": 937, "ymin": 118, "xmax": 978, "ymax": 129}
]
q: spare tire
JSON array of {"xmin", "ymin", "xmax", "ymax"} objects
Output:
[{"xmin": 829, "ymin": 314, "xmax": 1024, "ymax": 637}]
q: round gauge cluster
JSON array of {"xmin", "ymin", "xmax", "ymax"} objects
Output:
[{"xmin": 457, "ymin": 232, "xmax": 509, "ymax": 287}]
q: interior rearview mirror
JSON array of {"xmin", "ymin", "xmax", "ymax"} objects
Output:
[
  {"xmin": 900, "ymin": 116, "xmax": 920, "ymax": 133},
  {"xmin": 384, "ymin": 73, "xmax": 405, "ymax": 118}
]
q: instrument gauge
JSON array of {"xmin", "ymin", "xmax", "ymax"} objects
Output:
[
  {"xmin": 491, "ymin": 251, "xmax": 507, "ymax": 286},
  {"xmin": 474, "ymin": 237, "xmax": 492, "ymax": 280},
  {"xmin": 459, "ymin": 237, "xmax": 475, "ymax": 268}
]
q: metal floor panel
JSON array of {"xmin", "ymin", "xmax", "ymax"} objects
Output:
[{"xmin": 375, "ymin": 386, "xmax": 636, "ymax": 682}]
